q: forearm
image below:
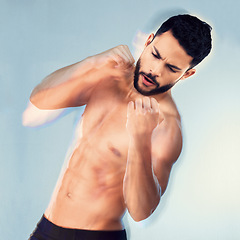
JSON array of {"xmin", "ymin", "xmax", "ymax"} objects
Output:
[
  {"xmin": 30, "ymin": 57, "xmax": 106, "ymax": 109},
  {"xmin": 30, "ymin": 45, "xmax": 134, "ymax": 109},
  {"xmin": 123, "ymin": 134, "xmax": 161, "ymax": 222}
]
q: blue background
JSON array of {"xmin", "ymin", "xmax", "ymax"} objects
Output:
[{"xmin": 1, "ymin": 0, "xmax": 240, "ymax": 239}]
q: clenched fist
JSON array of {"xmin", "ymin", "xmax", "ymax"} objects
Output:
[
  {"xmin": 126, "ymin": 97, "xmax": 164, "ymax": 137},
  {"xmin": 91, "ymin": 45, "xmax": 135, "ymax": 80}
]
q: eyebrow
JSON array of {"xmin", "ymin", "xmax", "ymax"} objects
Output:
[{"xmin": 153, "ymin": 46, "xmax": 182, "ymax": 71}]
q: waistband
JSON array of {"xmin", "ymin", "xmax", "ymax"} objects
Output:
[{"xmin": 35, "ymin": 215, "xmax": 127, "ymax": 240}]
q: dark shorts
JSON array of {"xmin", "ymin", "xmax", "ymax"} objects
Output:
[{"xmin": 29, "ymin": 215, "xmax": 127, "ymax": 240}]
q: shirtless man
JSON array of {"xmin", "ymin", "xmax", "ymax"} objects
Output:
[{"xmin": 25, "ymin": 14, "xmax": 212, "ymax": 240}]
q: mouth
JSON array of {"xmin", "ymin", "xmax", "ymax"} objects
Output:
[{"xmin": 142, "ymin": 74, "xmax": 156, "ymax": 87}]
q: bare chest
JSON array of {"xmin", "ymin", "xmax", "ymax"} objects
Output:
[{"xmin": 80, "ymin": 102, "xmax": 129, "ymax": 163}]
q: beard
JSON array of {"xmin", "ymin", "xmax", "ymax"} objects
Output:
[{"xmin": 133, "ymin": 59, "xmax": 178, "ymax": 96}]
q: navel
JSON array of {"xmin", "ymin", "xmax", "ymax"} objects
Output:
[{"xmin": 66, "ymin": 192, "xmax": 72, "ymax": 199}]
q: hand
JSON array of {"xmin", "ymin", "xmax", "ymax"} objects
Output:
[
  {"xmin": 92, "ymin": 45, "xmax": 135, "ymax": 79},
  {"xmin": 126, "ymin": 97, "xmax": 164, "ymax": 137}
]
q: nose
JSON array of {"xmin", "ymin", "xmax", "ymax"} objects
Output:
[{"xmin": 150, "ymin": 60, "xmax": 164, "ymax": 77}]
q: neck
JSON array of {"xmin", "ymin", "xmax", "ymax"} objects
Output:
[{"xmin": 124, "ymin": 79, "xmax": 170, "ymax": 102}]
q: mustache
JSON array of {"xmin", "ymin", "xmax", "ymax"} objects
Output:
[{"xmin": 139, "ymin": 72, "xmax": 159, "ymax": 87}]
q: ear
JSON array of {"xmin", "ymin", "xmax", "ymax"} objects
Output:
[
  {"xmin": 145, "ymin": 33, "xmax": 155, "ymax": 47},
  {"xmin": 181, "ymin": 68, "xmax": 196, "ymax": 80}
]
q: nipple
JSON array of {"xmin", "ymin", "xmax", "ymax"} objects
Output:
[{"xmin": 108, "ymin": 143, "xmax": 122, "ymax": 157}]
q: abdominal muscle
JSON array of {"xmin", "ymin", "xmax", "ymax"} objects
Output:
[{"xmin": 44, "ymin": 117, "xmax": 128, "ymax": 230}]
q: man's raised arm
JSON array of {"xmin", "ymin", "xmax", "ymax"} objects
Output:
[
  {"xmin": 123, "ymin": 97, "xmax": 182, "ymax": 221},
  {"xmin": 30, "ymin": 45, "xmax": 135, "ymax": 110}
]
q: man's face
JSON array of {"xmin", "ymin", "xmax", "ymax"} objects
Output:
[{"xmin": 134, "ymin": 31, "xmax": 195, "ymax": 96}]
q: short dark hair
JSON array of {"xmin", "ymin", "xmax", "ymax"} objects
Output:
[{"xmin": 155, "ymin": 14, "xmax": 212, "ymax": 67}]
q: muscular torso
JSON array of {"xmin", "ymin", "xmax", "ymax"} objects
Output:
[{"xmin": 44, "ymin": 79, "xmax": 179, "ymax": 230}]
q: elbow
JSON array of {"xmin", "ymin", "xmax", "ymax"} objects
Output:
[
  {"xmin": 132, "ymin": 214, "xmax": 149, "ymax": 223},
  {"xmin": 127, "ymin": 207, "xmax": 149, "ymax": 222},
  {"xmin": 22, "ymin": 105, "xmax": 38, "ymax": 127},
  {"xmin": 22, "ymin": 113, "xmax": 30, "ymax": 127},
  {"xmin": 22, "ymin": 104, "xmax": 34, "ymax": 127},
  {"xmin": 22, "ymin": 101, "xmax": 64, "ymax": 127},
  {"xmin": 130, "ymin": 208, "xmax": 155, "ymax": 222},
  {"xmin": 129, "ymin": 196, "xmax": 161, "ymax": 222}
]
